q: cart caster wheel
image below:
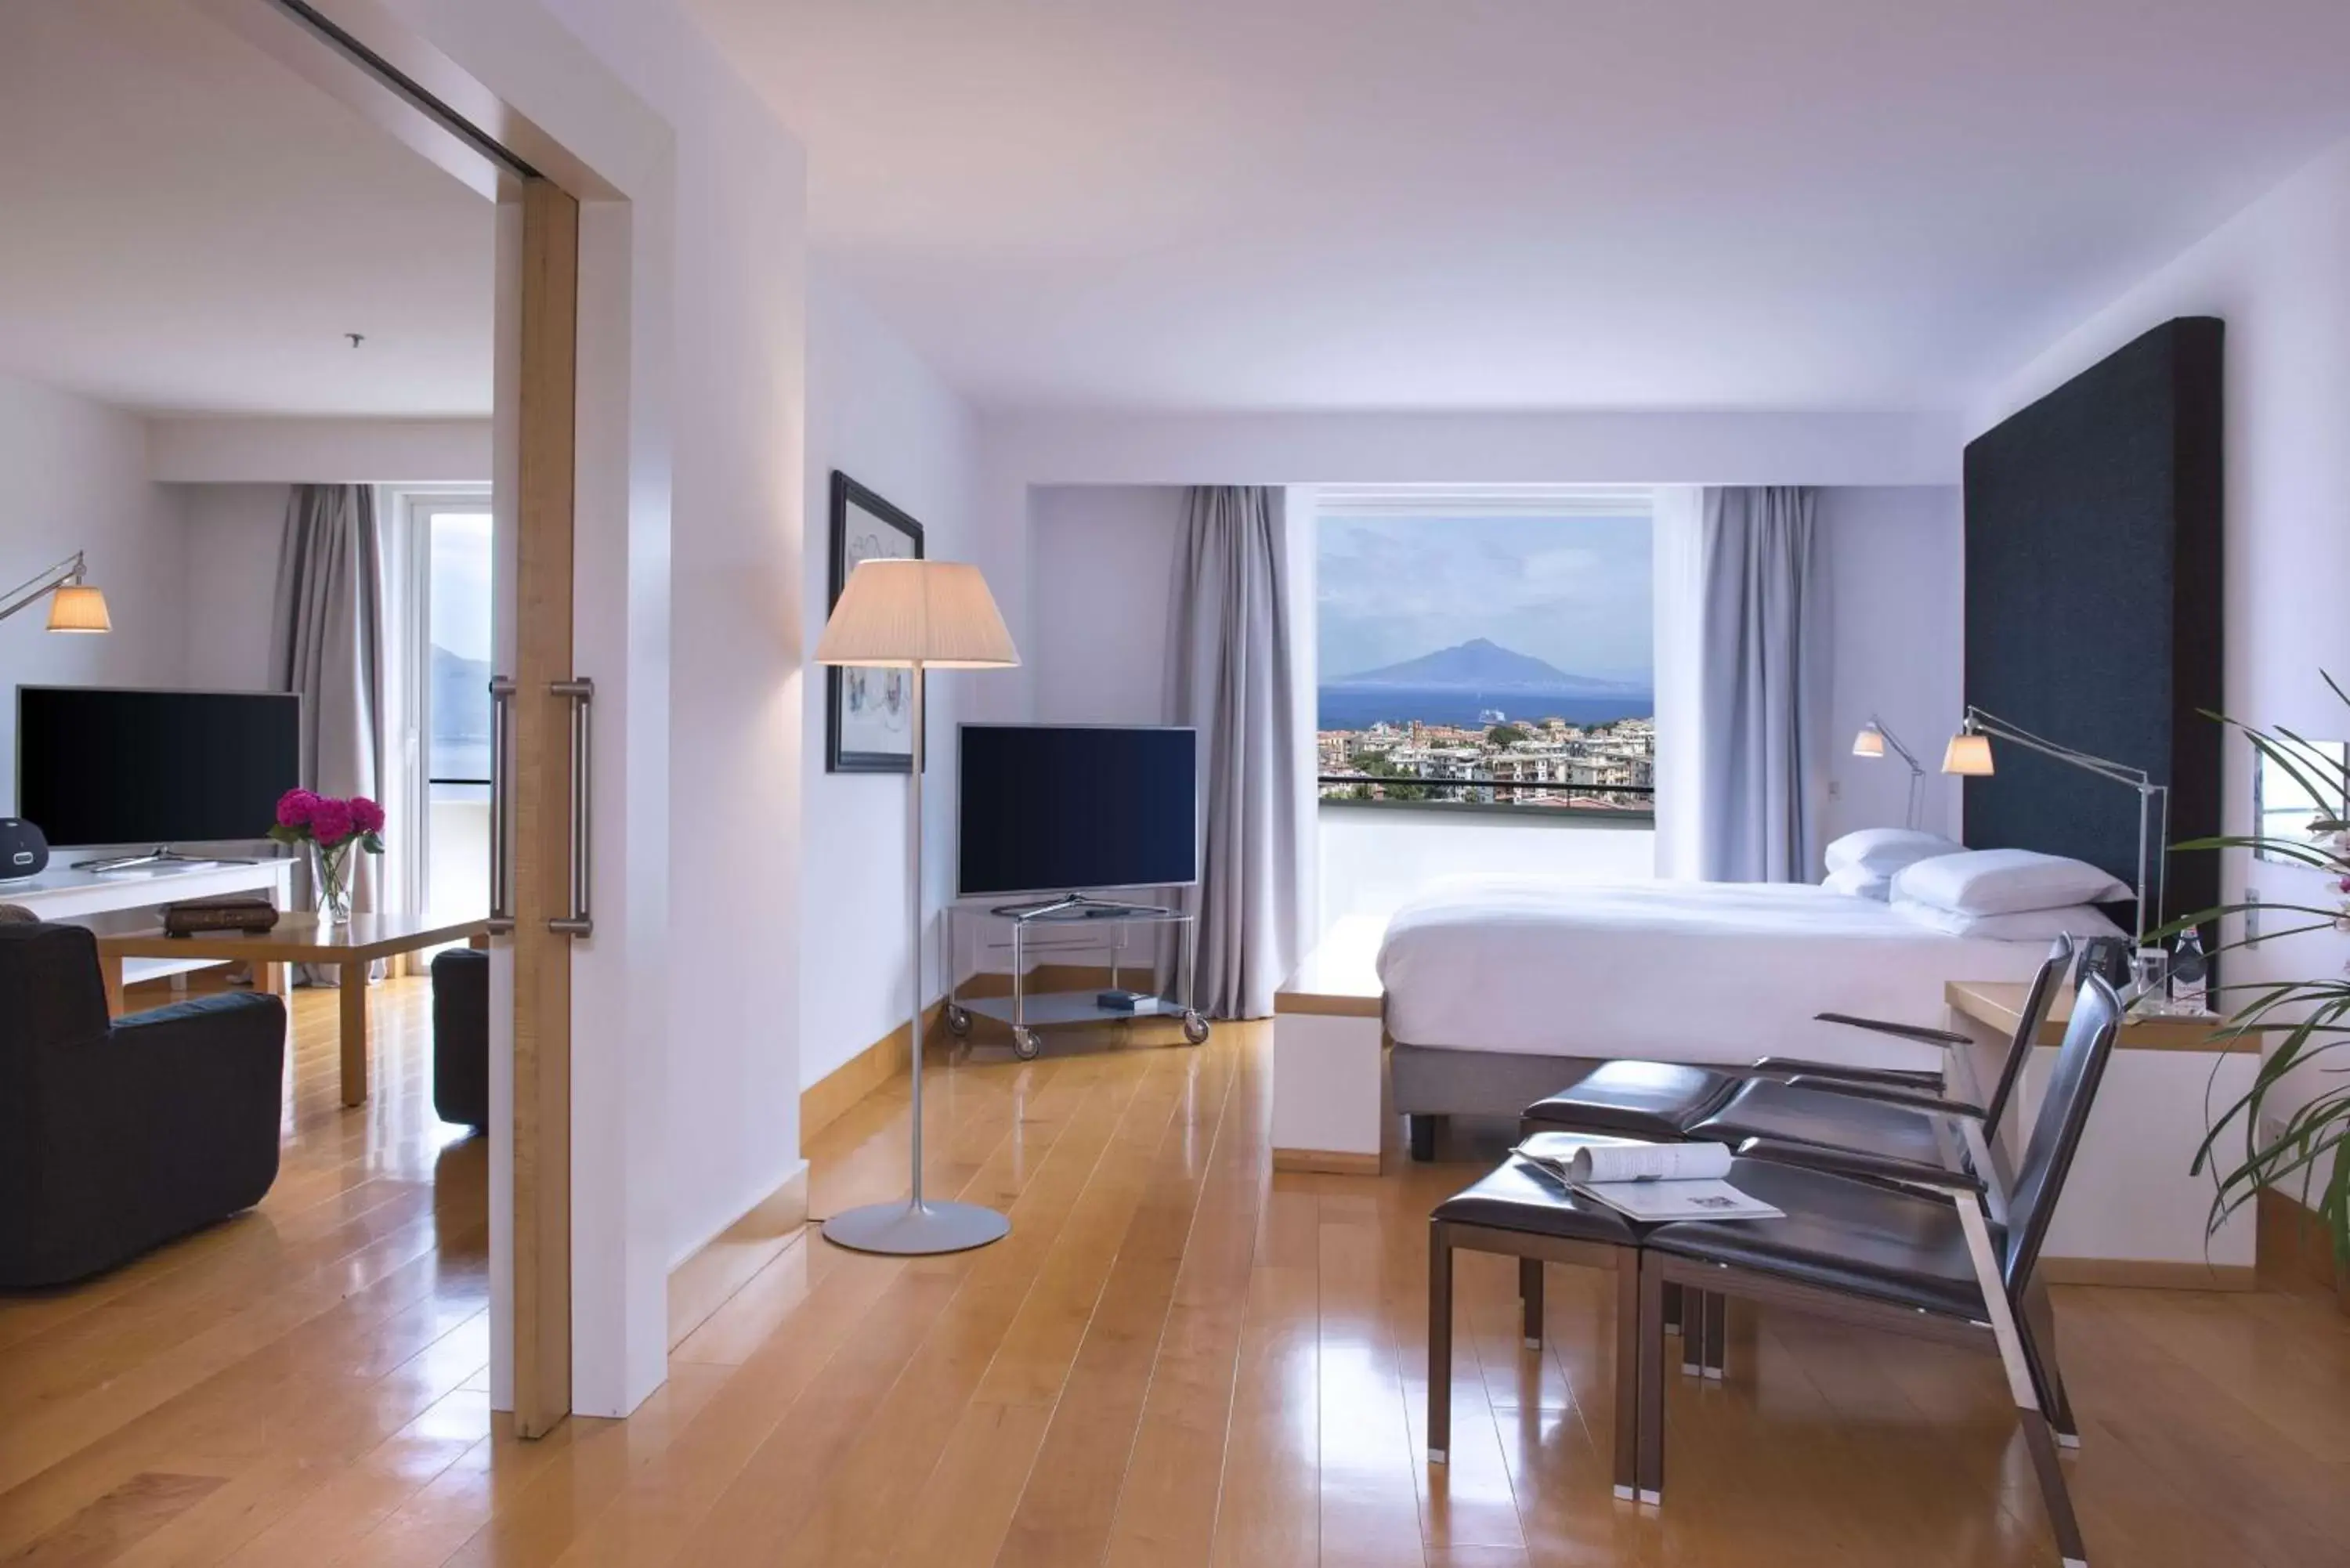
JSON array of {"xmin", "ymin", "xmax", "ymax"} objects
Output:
[
  {"xmin": 1012, "ymin": 1027, "xmax": 1042, "ymax": 1060},
  {"xmin": 944, "ymin": 1004, "xmax": 971, "ymax": 1037},
  {"xmin": 1182, "ymin": 1011, "xmax": 1210, "ymax": 1046}
]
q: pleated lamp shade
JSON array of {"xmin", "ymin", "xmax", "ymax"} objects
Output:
[
  {"xmin": 45, "ymin": 583, "xmax": 111, "ymax": 634},
  {"xmin": 815, "ymin": 558, "xmax": 1019, "ymax": 669}
]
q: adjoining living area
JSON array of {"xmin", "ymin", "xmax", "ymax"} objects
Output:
[{"xmin": 5, "ymin": 2, "xmax": 2350, "ymax": 1566}]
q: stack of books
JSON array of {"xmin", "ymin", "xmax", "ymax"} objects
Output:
[{"xmin": 162, "ymin": 895, "xmax": 280, "ymax": 938}]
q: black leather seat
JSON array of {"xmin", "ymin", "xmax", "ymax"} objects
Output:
[
  {"xmin": 1521, "ymin": 1060, "xmax": 1735, "ymax": 1141},
  {"xmin": 1427, "ymin": 1132, "xmax": 1654, "ymax": 1498},
  {"xmin": 0, "ymin": 922, "xmax": 286, "ymax": 1288},
  {"xmin": 432, "ymin": 948, "xmax": 489, "ymax": 1129},
  {"xmin": 1630, "ymin": 974, "xmax": 2125, "ymax": 1565},
  {"xmin": 1430, "ymin": 1149, "xmax": 1643, "ymax": 1248},
  {"xmin": 1690, "ymin": 1078, "xmax": 1948, "ymax": 1172},
  {"xmin": 1643, "ymin": 1156, "xmax": 1987, "ymax": 1319}
]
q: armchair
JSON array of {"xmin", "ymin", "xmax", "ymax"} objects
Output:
[{"xmin": 0, "ymin": 923, "xmax": 285, "ymax": 1287}]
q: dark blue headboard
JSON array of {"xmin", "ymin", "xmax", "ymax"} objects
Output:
[{"xmin": 1961, "ymin": 317, "xmax": 2224, "ymax": 934}]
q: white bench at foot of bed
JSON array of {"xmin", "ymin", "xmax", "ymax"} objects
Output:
[{"xmin": 1272, "ymin": 917, "xmax": 1386, "ymax": 1175}]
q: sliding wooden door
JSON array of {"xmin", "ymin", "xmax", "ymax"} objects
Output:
[{"xmin": 507, "ymin": 176, "xmax": 580, "ymax": 1439}]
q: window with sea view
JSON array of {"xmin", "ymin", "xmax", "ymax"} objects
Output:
[{"xmin": 1315, "ymin": 490, "xmax": 1655, "ymax": 818}]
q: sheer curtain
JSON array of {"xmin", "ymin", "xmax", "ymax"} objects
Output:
[{"xmin": 1166, "ymin": 486, "xmax": 1300, "ymax": 1018}]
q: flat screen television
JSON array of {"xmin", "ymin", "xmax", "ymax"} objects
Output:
[
  {"xmin": 16, "ymin": 686, "xmax": 302, "ymax": 848},
  {"xmin": 957, "ymin": 724, "xmax": 1198, "ymax": 898}
]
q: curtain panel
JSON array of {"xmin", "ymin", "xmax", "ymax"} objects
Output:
[
  {"xmin": 1166, "ymin": 486, "xmax": 1301, "ymax": 1019},
  {"xmin": 271, "ymin": 484, "xmax": 386, "ymax": 977},
  {"xmin": 1691, "ymin": 486, "xmax": 1826, "ymax": 883}
]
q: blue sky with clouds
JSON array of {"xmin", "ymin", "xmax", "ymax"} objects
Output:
[{"xmin": 1317, "ymin": 513, "xmax": 1654, "ymax": 683}]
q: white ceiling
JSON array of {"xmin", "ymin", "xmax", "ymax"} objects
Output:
[
  {"xmin": 694, "ymin": 0, "xmax": 2350, "ymax": 414},
  {"xmin": 0, "ymin": 0, "xmax": 493, "ymax": 418}
]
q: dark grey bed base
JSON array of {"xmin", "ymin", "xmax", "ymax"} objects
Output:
[{"xmin": 1390, "ymin": 1042, "xmax": 1607, "ymax": 1162}]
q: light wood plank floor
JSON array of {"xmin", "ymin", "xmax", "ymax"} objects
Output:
[{"xmin": 6, "ymin": 989, "xmax": 2348, "ymax": 1566}]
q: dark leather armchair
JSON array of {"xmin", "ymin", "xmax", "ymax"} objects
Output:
[{"xmin": 0, "ymin": 923, "xmax": 286, "ymax": 1288}]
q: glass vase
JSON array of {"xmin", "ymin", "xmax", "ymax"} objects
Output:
[{"xmin": 311, "ymin": 841, "xmax": 355, "ymax": 927}]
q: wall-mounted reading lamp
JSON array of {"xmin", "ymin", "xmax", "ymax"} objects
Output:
[
  {"xmin": 2, "ymin": 552, "xmax": 112, "ymax": 634},
  {"xmin": 1851, "ymin": 716, "xmax": 1925, "ymax": 829},
  {"xmin": 1943, "ymin": 706, "xmax": 2167, "ymax": 945}
]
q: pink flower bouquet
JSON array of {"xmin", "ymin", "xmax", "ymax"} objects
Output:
[{"xmin": 269, "ymin": 789, "xmax": 385, "ymax": 923}]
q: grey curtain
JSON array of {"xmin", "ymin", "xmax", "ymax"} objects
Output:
[
  {"xmin": 1695, "ymin": 486, "xmax": 1824, "ymax": 883},
  {"xmin": 1166, "ymin": 486, "xmax": 1300, "ymax": 1019},
  {"xmin": 272, "ymin": 485, "xmax": 385, "ymax": 977}
]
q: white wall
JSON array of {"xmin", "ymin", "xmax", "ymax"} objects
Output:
[
  {"xmin": 1027, "ymin": 486, "xmax": 1185, "ymax": 725},
  {"xmin": 178, "ymin": 483, "xmax": 287, "ymax": 691},
  {"xmin": 148, "ymin": 417, "xmax": 490, "ymax": 483},
  {"xmin": 801, "ymin": 264, "xmax": 985, "ymax": 1086},
  {"xmin": 0, "ymin": 372, "xmax": 190, "ymax": 818},
  {"xmin": 1974, "ymin": 135, "xmax": 2350, "ymax": 1132},
  {"xmin": 1817, "ymin": 486, "xmax": 1965, "ymax": 846}
]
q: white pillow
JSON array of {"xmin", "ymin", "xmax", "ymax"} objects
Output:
[
  {"xmin": 1891, "ymin": 895, "xmax": 2126, "ymax": 942},
  {"xmin": 1890, "ymin": 847, "xmax": 2131, "ymax": 916},
  {"xmin": 1822, "ymin": 828, "xmax": 1961, "ymax": 879},
  {"xmin": 1822, "ymin": 865, "xmax": 1891, "ymax": 900}
]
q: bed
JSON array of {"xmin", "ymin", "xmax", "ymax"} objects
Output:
[{"xmin": 1379, "ymin": 875, "xmax": 2063, "ymax": 1125}]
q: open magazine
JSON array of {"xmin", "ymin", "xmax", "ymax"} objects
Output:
[{"xmin": 1513, "ymin": 1133, "xmax": 1784, "ymax": 1223}]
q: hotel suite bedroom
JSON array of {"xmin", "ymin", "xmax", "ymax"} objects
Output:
[{"xmin": 2, "ymin": 2, "xmax": 2348, "ymax": 1567}]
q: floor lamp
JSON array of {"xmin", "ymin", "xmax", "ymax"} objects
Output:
[
  {"xmin": 1851, "ymin": 716, "xmax": 1925, "ymax": 829},
  {"xmin": 816, "ymin": 558, "xmax": 1021, "ymax": 1256}
]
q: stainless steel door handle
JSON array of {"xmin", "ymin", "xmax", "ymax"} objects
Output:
[
  {"xmin": 549, "ymin": 677, "xmax": 593, "ymax": 937},
  {"xmin": 486, "ymin": 676, "xmax": 515, "ymax": 934}
]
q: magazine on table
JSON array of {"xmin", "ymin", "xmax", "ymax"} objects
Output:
[{"xmin": 1513, "ymin": 1133, "xmax": 1784, "ymax": 1223}]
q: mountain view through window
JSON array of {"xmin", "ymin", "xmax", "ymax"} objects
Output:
[{"xmin": 1317, "ymin": 500, "xmax": 1654, "ymax": 811}]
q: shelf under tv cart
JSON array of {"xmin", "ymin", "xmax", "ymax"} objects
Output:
[{"xmin": 944, "ymin": 894, "xmax": 1209, "ymax": 1060}]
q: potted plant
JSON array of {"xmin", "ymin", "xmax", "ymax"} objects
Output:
[
  {"xmin": 2174, "ymin": 680, "xmax": 2350, "ymax": 1270},
  {"xmin": 269, "ymin": 789, "xmax": 385, "ymax": 927}
]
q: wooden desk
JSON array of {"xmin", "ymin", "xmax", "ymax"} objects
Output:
[
  {"xmin": 1945, "ymin": 980, "xmax": 2249, "ymax": 1053},
  {"xmin": 99, "ymin": 913, "xmax": 489, "ymax": 1107}
]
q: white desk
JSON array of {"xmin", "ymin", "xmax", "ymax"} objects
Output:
[{"xmin": 5, "ymin": 858, "xmax": 296, "ymax": 985}]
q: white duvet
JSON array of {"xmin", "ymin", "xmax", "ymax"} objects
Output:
[{"xmin": 1376, "ymin": 876, "xmax": 2054, "ymax": 1071}]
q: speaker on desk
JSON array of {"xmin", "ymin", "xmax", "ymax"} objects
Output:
[{"xmin": 0, "ymin": 819, "xmax": 50, "ymax": 882}]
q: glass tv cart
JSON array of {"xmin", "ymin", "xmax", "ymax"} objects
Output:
[{"xmin": 943, "ymin": 894, "xmax": 1210, "ymax": 1060}]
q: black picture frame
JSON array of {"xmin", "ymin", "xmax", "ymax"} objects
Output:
[{"xmin": 826, "ymin": 471, "xmax": 926, "ymax": 773}]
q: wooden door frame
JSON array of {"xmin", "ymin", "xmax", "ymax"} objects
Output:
[{"xmin": 208, "ymin": 0, "xmax": 604, "ymax": 1439}]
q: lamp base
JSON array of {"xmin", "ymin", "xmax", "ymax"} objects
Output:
[{"xmin": 821, "ymin": 1199, "xmax": 1010, "ymax": 1255}]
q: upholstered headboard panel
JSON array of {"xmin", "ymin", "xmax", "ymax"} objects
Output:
[{"xmin": 1961, "ymin": 316, "xmax": 2224, "ymax": 934}]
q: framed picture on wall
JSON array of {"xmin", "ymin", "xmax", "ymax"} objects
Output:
[{"xmin": 826, "ymin": 471, "xmax": 925, "ymax": 773}]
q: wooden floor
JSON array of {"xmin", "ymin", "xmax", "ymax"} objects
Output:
[{"xmin": 6, "ymin": 990, "xmax": 2349, "ymax": 1566}]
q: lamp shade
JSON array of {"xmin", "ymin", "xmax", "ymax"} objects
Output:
[
  {"xmin": 1943, "ymin": 732, "xmax": 1995, "ymax": 776},
  {"xmin": 1852, "ymin": 725, "xmax": 1885, "ymax": 758},
  {"xmin": 46, "ymin": 583, "xmax": 110, "ymax": 633},
  {"xmin": 815, "ymin": 558, "xmax": 1018, "ymax": 669}
]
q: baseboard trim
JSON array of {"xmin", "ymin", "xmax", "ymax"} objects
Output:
[
  {"xmin": 2257, "ymin": 1186, "xmax": 2350, "ymax": 1313},
  {"xmin": 1273, "ymin": 1147, "xmax": 1383, "ymax": 1176},
  {"xmin": 667, "ymin": 1167, "xmax": 809, "ymax": 1353},
  {"xmin": 797, "ymin": 965, "xmax": 1134, "ymax": 1143},
  {"xmin": 2037, "ymin": 1256, "xmax": 2257, "ymax": 1292}
]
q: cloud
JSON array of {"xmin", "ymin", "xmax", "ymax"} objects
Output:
[{"xmin": 1318, "ymin": 513, "xmax": 1653, "ymax": 681}]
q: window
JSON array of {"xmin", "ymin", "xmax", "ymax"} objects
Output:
[
  {"xmin": 386, "ymin": 491, "xmax": 494, "ymax": 930},
  {"xmin": 425, "ymin": 507, "xmax": 493, "ymax": 926},
  {"xmin": 1315, "ymin": 487, "xmax": 1655, "ymax": 816}
]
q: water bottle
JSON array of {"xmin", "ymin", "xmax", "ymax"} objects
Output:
[{"xmin": 2171, "ymin": 927, "xmax": 2209, "ymax": 1013}]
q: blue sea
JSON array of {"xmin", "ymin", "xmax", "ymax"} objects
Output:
[{"xmin": 1318, "ymin": 685, "xmax": 1654, "ymax": 732}]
